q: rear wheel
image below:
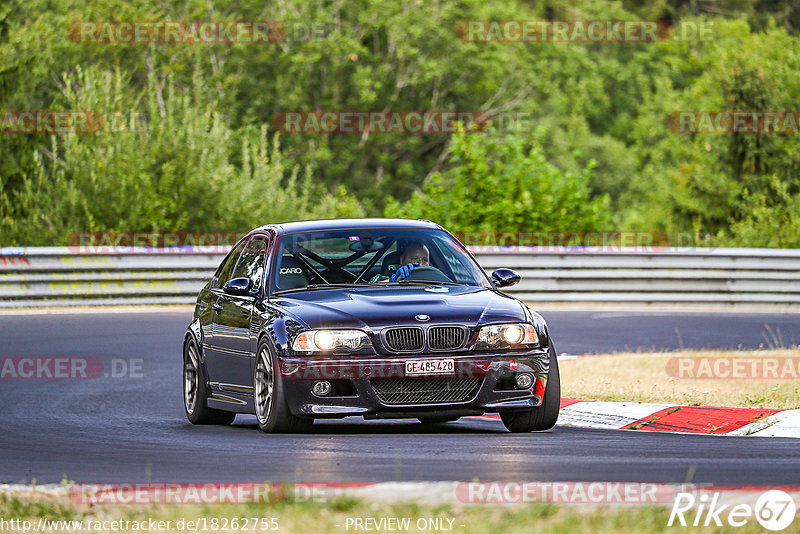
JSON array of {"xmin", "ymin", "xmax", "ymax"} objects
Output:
[
  {"xmin": 254, "ymin": 341, "xmax": 313, "ymax": 433},
  {"xmin": 183, "ymin": 338, "xmax": 235, "ymax": 425},
  {"xmin": 500, "ymin": 344, "xmax": 560, "ymax": 432}
]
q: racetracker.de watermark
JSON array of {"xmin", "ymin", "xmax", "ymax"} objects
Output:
[
  {"xmin": 272, "ymin": 110, "xmax": 535, "ymax": 134},
  {"xmin": 279, "ymin": 360, "xmax": 513, "ymax": 381},
  {"xmin": 457, "ymin": 20, "xmax": 712, "ymax": 42},
  {"xmin": 69, "ymin": 21, "xmax": 335, "ymax": 43},
  {"xmin": 666, "ymin": 357, "xmax": 800, "ymax": 379},
  {"xmin": 0, "ymin": 358, "xmax": 143, "ymax": 380},
  {"xmin": 0, "ymin": 254, "xmax": 30, "ymax": 267},
  {"xmin": 668, "ymin": 111, "xmax": 800, "ymax": 134},
  {"xmin": 452, "ymin": 230, "xmax": 715, "ymax": 253},
  {"xmin": 456, "ymin": 230, "xmax": 667, "ymax": 252},
  {"xmin": 0, "ymin": 111, "xmax": 106, "ymax": 134},
  {"xmin": 65, "ymin": 230, "xmax": 715, "ymax": 254},
  {"xmin": 67, "ymin": 231, "xmax": 243, "ymax": 253},
  {"xmin": 456, "ymin": 482, "xmax": 695, "ymax": 504},
  {"xmin": 69, "ymin": 483, "xmax": 359, "ymax": 505}
]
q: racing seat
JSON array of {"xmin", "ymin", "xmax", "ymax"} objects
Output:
[
  {"xmin": 276, "ymin": 255, "xmax": 310, "ymax": 290},
  {"xmin": 380, "ymin": 251, "xmax": 401, "ymax": 277}
]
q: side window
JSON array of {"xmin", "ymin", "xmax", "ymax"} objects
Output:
[
  {"xmin": 232, "ymin": 236, "xmax": 268, "ymax": 290},
  {"xmin": 214, "ymin": 239, "xmax": 248, "ymax": 289}
]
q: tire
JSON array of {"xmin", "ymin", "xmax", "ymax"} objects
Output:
[
  {"xmin": 183, "ymin": 338, "xmax": 236, "ymax": 425},
  {"xmin": 417, "ymin": 416, "xmax": 461, "ymax": 424},
  {"xmin": 254, "ymin": 340, "xmax": 313, "ymax": 433},
  {"xmin": 500, "ymin": 344, "xmax": 560, "ymax": 433}
]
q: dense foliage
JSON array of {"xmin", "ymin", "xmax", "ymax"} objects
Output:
[
  {"xmin": 386, "ymin": 126, "xmax": 609, "ymax": 233},
  {"xmin": 1, "ymin": 0, "xmax": 798, "ymax": 246}
]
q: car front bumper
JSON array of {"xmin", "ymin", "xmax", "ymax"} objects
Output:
[{"xmin": 278, "ymin": 350, "xmax": 550, "ymax": 419}]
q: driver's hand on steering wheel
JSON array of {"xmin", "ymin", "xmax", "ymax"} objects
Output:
[{"xmin": 389, "ymin": 263, "xmax": 419, "ymax": 282}]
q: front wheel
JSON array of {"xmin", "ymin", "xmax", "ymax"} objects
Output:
[
  {"xmin": 183, "ymin": 338, "xmax": 235, "ymax": 425},
  {"xmin": 254, "ymin": 341, "xmax": 313, "ymax": 433},
  {"xmin": 500, "ymin": 344, "xmax": 560, "ymax": 432}
]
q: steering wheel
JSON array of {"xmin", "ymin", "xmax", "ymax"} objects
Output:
[{"xmin": 400, "ymin": 265, "xmax": 453, "ymax": 283}]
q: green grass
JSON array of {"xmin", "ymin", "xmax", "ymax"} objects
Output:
[{"xmin": 561, "ymin": 349, "xmax": 800, "ymax": 409}]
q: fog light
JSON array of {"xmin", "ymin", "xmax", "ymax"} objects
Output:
[
  {"xmin": 515, "ymin": 373, "xmax": 533, "ymax": 389},
  {"xmin": 312, "ymin": 380, "xmax": 332, "ymax": 396}
]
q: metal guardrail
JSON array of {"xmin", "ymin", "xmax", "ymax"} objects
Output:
[{"xmin": 1, "ymin": 246, "xmax": 799, "ymax": 308}]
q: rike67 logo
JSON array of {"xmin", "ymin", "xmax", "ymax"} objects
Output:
[{"xmin": 669, "ymin": 490, "xmax": 797, "ymax": 530}]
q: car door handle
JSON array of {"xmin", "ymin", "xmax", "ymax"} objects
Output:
[{"xmin": 212, "ymin": 303, "xmax": 223, "ymax": 313}]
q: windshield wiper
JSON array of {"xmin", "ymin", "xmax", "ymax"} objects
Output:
[
  {"xmin": 395, "ymin": 280, "xmax": 466, "ymax": 286},
  {"xmin": 273, "ymin": 283, "xmax": 373, "ymax": 295},
  {"xmin": 273, "ymin": 281, "xmax": 474, "ymax": 295}
]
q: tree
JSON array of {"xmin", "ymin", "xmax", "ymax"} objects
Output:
[
  {"xmin": 0, "ymin": 67, "xmax": 363, "ymax": 245},
  {"xmin": 385, "ymin": 126, "xmax": 609, "ymax": 235}
]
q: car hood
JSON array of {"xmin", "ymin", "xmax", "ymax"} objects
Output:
[{"xmin": 271, "ymin": 285, "xmax": 526, "ymax": 330}]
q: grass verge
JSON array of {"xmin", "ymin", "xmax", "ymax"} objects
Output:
[{"xmin": 560, "ymin": 349, "xmax": 800, "ymax": 409}]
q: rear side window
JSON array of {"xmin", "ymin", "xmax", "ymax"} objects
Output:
[{"xmin": 214, "ymin": 239, "xmax": 247, "ymax": 289}]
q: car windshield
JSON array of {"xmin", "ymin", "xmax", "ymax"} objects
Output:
[{"xmin": 271, "ymin": 228, "xmax": 490, "ymax": 293}]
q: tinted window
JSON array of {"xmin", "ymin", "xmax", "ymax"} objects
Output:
[
  {"xmin": 232, "ymin": 236, "xmax": 268, "ymax": 289},
  {"xmin": 214, "ymin": 239, "xmax": 248, "ymax": 288}
]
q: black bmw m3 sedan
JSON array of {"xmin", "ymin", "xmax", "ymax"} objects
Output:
[{"xmin": 183, "ymin": 218, "xmax": 560, "ymax": 433}]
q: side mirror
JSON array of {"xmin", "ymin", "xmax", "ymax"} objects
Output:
[
  {"xmin": 491, "ymin": 268, "xmax": 521, "ymax": 288},
  {"xmin": 223, "ymin": 277, "xmax": 255, "ymax": 296}
]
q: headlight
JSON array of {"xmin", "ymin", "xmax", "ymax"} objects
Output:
[
  {"xmin": 292, "ymin": 329, "xmax": 371, "ymax": 353},
  {"xmin": 475, "ymin": 323, "xmax": 538, "ymax": 350}
]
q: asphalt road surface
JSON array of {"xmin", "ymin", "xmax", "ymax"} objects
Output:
[{"xmin": 1, "ymin": 309, "xmax": 798, "ymax": 486}]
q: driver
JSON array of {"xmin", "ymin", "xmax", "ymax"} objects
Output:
[{"xmin": 370, "ymin": 242, "xmax": 430, "ymax": 282}]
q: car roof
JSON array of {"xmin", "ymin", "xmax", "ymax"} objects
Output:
[{"xmin": 250, "ymin": 218, "xmax": 442, "ymax": 235}]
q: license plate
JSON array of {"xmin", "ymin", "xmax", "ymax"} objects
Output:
[{"xmin": 405, "ymin": 358, "xmax": 455, "ymax": 376}]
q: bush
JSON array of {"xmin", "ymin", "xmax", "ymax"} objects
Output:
[
  {"xmin": 384, "ymin": 126, "xmax": 609, "ymax": 234},
  {"xmin": 718, "ymin": 176, "xmax": 800, "ymax": 248},
  {"xmin": 0, "ymin": 67, "xmax": 363, "ymax": 245}
]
